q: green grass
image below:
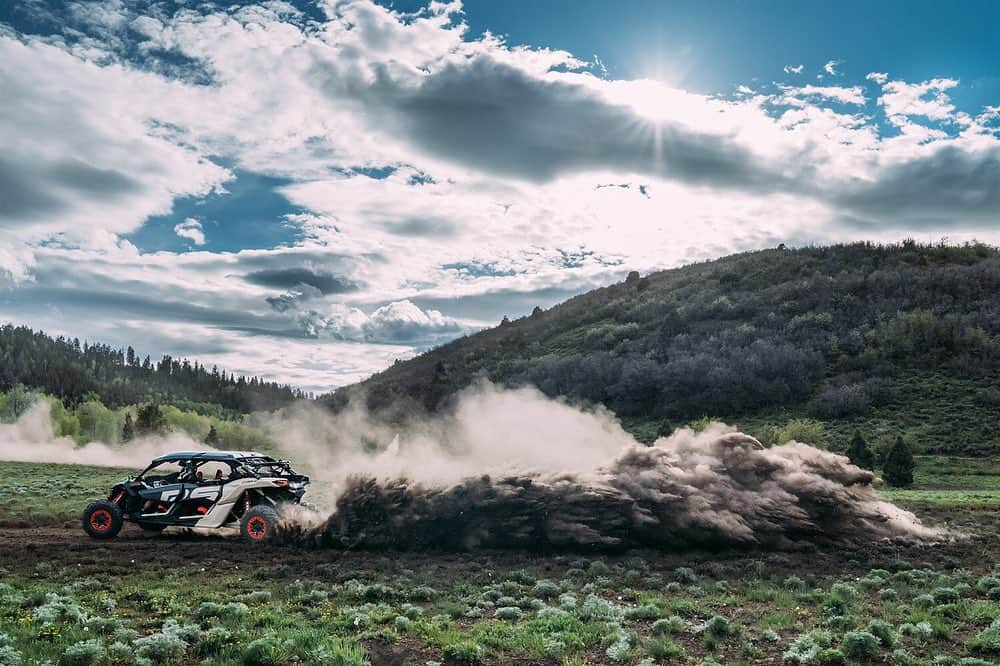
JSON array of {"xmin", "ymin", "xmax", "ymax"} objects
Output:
[
  {"xmin": 0, "ymin": 458, "xmax": 997, "ymax": 664},
  {"xmin": 881, "ymin": 489, "xmax": 1000, "ymax": 506},
  {"xmin": 0, "ymin": 546, "xmax": 996, "ymax": 665},
  {"xmin": 0, "ymin": 461, "xmax": 133, "ymax": 526},
  {"xmin": 876, "ymin": 455, "xmax": 1000, "ymax": 509}
]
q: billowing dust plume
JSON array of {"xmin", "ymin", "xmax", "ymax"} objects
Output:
[
  {"xmin": 0, "ymin": 401, "xmax": 209, "ymax": 468},
  {"xmin": 261, "ymin": 384, "xmax": 939, "ymax": 551}
]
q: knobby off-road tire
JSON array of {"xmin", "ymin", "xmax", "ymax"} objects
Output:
[
  {"xmin": 240, "ymin": 505, "xmax": 279, "ymax": 544},
  {"xmin": 82, "ymin": 500, "xmax": 124, "ymax": 539}
]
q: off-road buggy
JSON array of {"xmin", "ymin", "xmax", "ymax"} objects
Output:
[{"xmin": 81, "ymin": 451, "xmax": 309, "ymax": 543}]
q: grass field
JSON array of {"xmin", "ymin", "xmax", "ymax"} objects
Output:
[
  {"xmin": 0, "ymin": 456, "xmax": 997, "ymax": 665},
  {"xmin": 0, "ymin": 461, "xmax": 133, "ymax": 527}
]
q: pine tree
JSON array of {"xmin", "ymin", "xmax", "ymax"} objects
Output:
[
  {"xmin": 135, "ymin": 403, "xmax": 167, "ymax": 436},
  {"xmin": 121, "ymin": 413, "xmax": 135, "ymax": 442},
  {"xmin": 883, "ymin": 436, "xmax": 915, "ymax": 487},
  {"xmin": 204, "ymin": 424, "xmax": 220, "ymax": 447},
  {"xmin": 846, "ymin": 430, "xmax": 875, "ymax": 470}
]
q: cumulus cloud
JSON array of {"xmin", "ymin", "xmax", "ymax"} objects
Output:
[
  {"xmin": 876, "ymin": 77, "xmax": 960, "ymax": 126},
  {"xmin": 174, "ymin": 218, "xmax": 206, "ymax": 245},
  {"xmin": 779, "ymin": 84, "xmax": 866, "ymax": 106},
  {"xmin": 866, "ymin": 71, "xmax": 888, "ymax": 85},
  {"xmin": 784, "ymin": 64, "xmax": 804, "ymax": 74},
  {"xmin": 300, "ymin": 300, "xmax": 463, "ymax": 343},
  {"xmin": 0, "ymin": 35, "xmax": 229, "ymax": 277},
  {"xmin": 824, "ymin": 59, "xmax": 842, "ymax": 76}
]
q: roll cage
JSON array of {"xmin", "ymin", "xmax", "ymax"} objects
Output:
[{"xmin": 133, "ymin": 455, "xmax": 302, "ymax": 485}]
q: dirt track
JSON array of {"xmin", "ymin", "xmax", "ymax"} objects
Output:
[{"xmin": 2, "ymin": 504, "xmax": 998, "ymax": 581}]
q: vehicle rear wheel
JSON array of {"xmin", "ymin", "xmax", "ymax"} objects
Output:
[
  {"xmin": 137, "ymin": 522, "xmax": 167, "ymax": 532},
  {"xmin": 240, "ymin": 505, "xmax": 279, "ymax": 544},
  {"xmin": 82, "ymin": 500, "xmax": 124, "ymax": 539}
]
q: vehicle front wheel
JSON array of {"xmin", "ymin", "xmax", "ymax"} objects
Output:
[
  {"xmin": 82, "ymin": 500, "xmax": 124, "ymax": 539},
  {"xmin": 240, "ymin": 505, "xmax": 279, "ymax": 544}
]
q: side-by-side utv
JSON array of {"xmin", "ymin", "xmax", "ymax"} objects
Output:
[{"xmin": 81, "ymin": 451, "xmax": 309, "ymax": 543}]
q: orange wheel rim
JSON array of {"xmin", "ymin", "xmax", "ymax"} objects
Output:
[
  {"xmin": 90, "ymin": 508, "xmax": 113, "ymax": 531},
  {"xmin": 247, "ymin": 516, "xmax": 267, "ymax": 539}
]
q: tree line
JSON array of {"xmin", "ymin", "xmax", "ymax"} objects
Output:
[
  {"xmin": 0, "ymin": 324, "xmax": 305, "ymax": 412},
  {"xmin": 0, "ymin": 384, "xmax": 272, "ymax": 450}
]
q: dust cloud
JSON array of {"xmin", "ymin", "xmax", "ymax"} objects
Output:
[
  {"xmin": 262, "ymin": 384, "xmax": 939, "ymax": 551},
  {"xmin": 0, "ymin": 401, "xmax": 208, "ymax": 469},
  {"xmin": 0, "ymin": 385, "xmax": 939, "ymax": 551}
]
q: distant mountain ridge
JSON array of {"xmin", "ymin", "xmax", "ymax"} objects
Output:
[{"xmin": 332, "ymin": 241, "xmax": 1000, "ymax": 456}]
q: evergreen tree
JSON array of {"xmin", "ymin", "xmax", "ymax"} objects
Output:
[
  {"xmin": 0, "ymin": 324, "xmax": 303, "ymax": 411},
  {"xmin": 121, "ymin": 413, "xmax": 135, "ymax": 443},
  {"xmin": 846, "ymin": 430, "xmax": 875, "ymax": 470},
  {"xmin": 883, "ymin": 436, "xmax": 915, "ymax": 487},
  {"xmin": 204, "ymin": 424, "xmax": 220, "ymax": 447},
  {"xmin": 135, "ymin": 403, "xmax": 167, "ymax": 436}
]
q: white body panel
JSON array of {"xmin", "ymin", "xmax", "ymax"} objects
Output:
[{"xmin": 193, "ymin": 477, "xmax": 286, "ymax": 528}]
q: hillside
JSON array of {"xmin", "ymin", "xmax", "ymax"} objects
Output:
[
  {"xmin": 0, "ymin": 324, "xmax": 304, "ymax": 413},
  {"xmin": 331, "ymin": 241, "xmax": 1000, "ymax": 456}
]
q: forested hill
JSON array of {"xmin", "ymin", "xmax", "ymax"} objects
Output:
[
  {"xmin": 332, "ymin": 241, "xmax": 1000, "ymax": 456},
  {"xmin": 0, "ymin": 325, "xmax": 305, "ymax": 412}
]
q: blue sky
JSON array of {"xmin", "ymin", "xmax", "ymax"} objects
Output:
[
  {"xmin": 0, "ymin": 0, "xmax": 998, "ymax": 393},
  {"xmin": 449, "ymin": 0, "xmax": 1000, "ymax": 98}
]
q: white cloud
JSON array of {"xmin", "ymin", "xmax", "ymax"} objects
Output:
[
  {"xmin": 866, "ymin": 71, "xmax": 888, "ymax": 84},
  {"xmin": 2, "ymin": 0, "xmax": 1000, "ymax": 390},
  {"xmin": 300, "ymin": 300, "xmax": 463, "ymax": 343},
  {"xmin": 824, "ymin": 59, "xmax": 842, "ymax": 76},
  {"xmin": 784, "ymin": 64, "xmax": 804, "ymax": 74},
  {"xmin": 778, "ymin": 84, "xmax": 866, "ymax": 106},
  {"xmin": 876, "ymin": 77, "xmax": 960, "ymax": 127},
  {"xmin": 174, "ymin": 218, "xmax": 206, "ymax": 245},
  {"xmin": 0, "ymin": 35, "xmax": 229, "ymax": 278}
]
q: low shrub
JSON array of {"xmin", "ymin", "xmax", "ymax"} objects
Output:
[
  {"xmin": 705, "ymin": 615, "xmax": 732, "ymax": 638},
  {"xmin": 645, "ymin": 636, "xmax": 682, "ymax": 660},
  {"xmin": 408, "ymin": 586, "xmax": 438, "ymax": 601},
  {"xmin": 0, "ymin": 646, "xmax": 20, "ymax": 666},
  {"xmin": 60, "ymin": 639, "xmax": 103, "ymax": 666},
  {"xmin": 306, "ymin": 638, "xmax": 368, "ymax": 666},
  {"xmin": 441, "ymin": 642, "xmax": 483, "ymax": 664},
  {"xmin": 624, "ymin": 604, "xmax": 661, "ymax": 621},
  {"xmin": 605, "ymin": 629, "xmax": 631, "ymax": 663},
  {"xmin": 359, "ymin": 584, "xmax": 399, "ymax": 602},
  {"xmin": 531, "ymin": 580, "xmax": 560, "ymax": 600},
  {"xmin": 652, "ymin": 616, "xmax": 687, "ymax": 635},
  {"xmin": 784, "ymin": 631, "xmax": 833, "ymax": 664},
  {"xmin": 241, "ymin": 635, "xmax": 292, "ymax": 666},
  {"xmin": 193, "ymin": 627, "xmax": 232, "ymax": 658},
  {"xmin": 494, "ymin": 606, "xmax": 521, "ymax": 621},
  {"xmin": 931, "ymin": 587, "xmax": 960, "ymax": 604},
  {"xmin": 968, "ymin": 618, "xmax": 1000, "ymax": 655},
  {"xmin": 134, "ymin": 631, "xmax": 186, "ymax": 663},
  {"xmin": 841, "ymin": 631, "xmax": 880, "ymax": 660},
  {"xmin": 866, "ymin": 619, "xmax": 896, "ymax": 648},
  {"xmin": 889, "ymin": 649, "xmax": 918, "ymax": 666},
  {"xmin": 898, "ymin": 621, "xmax": 933, "ymax": 639},
  {"xmin": 783, "ymin": 576, "xmax": 806, "ymax": 591},
  {"xmin": 674, "ymin": 567, "xmax": 698, "ymax": 584}
]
